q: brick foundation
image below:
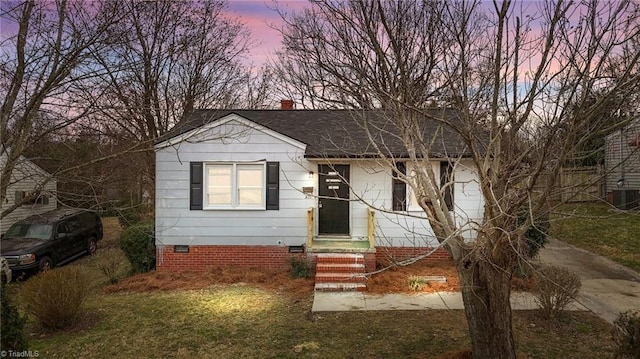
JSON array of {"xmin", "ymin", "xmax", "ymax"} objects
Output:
[
  {"xmin": 156, "ymin": 245, "xmax": 298, "ymax": 271},
  {"xmin": 156, "ymin": 245, "xmax": 449, "ymax": 272}
]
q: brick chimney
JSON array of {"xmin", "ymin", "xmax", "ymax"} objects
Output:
[{"xmin": 280, "ymin": 99, "xmax": 294, "ymax": 110}]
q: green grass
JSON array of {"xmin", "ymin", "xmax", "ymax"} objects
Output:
[
  {"xmin": 550, "ymin": 203, "xmax": 640, "ymax": 271},
  {"xmin": 22, "ymin": 286, "xmax": 614, "ymax": 359},
  {"xmin": 4, "ymin": 215, "xmax": 619, "ymax": 358}
]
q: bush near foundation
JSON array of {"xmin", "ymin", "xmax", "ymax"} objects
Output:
[
  {"xmin": 288, "ymin": 256, "xmax": 313, "ymax": 279},
  {"xmin": 119, "ymin": 222, "xmax": 155, "ymax": 274}
]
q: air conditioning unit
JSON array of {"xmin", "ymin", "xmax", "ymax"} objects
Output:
[{"xmin": 612, "ymin": 189, "xmax": 640, "ymax": 210}]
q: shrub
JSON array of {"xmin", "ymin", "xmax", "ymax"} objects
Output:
[
  {"xmin": 119, "ymin": 222, "xmax": 155, "ymax": 274},
  {"xmin": 612, "ymin": 310, "xmax": 640, "ymax": 359},
  {"xmin": 288, "ymin": 256, "xmax": 313, "ymax": 279},
  {"xmin": 408, "ymin": 275, "xmax": 426, "ymax": 291},
  {"xmin": 531, "ymin": 265, "xmax": 581, "ymax": 319},
  {"xmin": 94, "ymin": 248, "xmax": 126, "ymax": 284},
  {"xmin": 518, "ymin": 212, "xmax": 551, "ymax": 258},
  {"xmin": 20, "ymin": 266, "xmax": 91, "ymax": 330},
  {"xmin": 1, "ymin": 282, "xmax": 28, "ymax": 350}
]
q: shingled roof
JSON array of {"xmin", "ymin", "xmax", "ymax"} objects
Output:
[{"xmin": 156, "ymin": 108, "xmax": 476, "ymax": 158}]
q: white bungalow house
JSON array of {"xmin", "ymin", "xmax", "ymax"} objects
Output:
[
  {"xmin": 154, "ymin": 106, "xmax": 485, "ymax": 280},
  {"xmin": 604, "ymin": 118, "xmax": 640, "ymax": 209},
  {"xmin": 0, "ymin": 152, "xmax": 57, "ymax": 233}
]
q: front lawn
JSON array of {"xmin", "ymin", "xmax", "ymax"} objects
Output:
[
  {"xmin": 3, "ymin": 216, "xmax": 617, "ymax": 358},
  {"xmin": 550, "ymin": 203, "xmax": 640, "ymax": 271},
  {"xmin": 24, "ymin": 284, "xmax": 613, "ymax": 359}
]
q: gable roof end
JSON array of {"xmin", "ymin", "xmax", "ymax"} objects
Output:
[{"xmin": 154, "ymin": 113, "xmax": 306, "ymax": 150}]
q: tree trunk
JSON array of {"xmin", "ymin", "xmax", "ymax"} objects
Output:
[{"xmin": 457, "ymin": 259, "xmax": 516, "ymax": 358}]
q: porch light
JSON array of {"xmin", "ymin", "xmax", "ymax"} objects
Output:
[{"xmin": 308, "ymin": 171, "xmax": 314, "ymax": 179}]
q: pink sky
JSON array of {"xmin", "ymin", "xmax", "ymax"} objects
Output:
[
  {"xmin": 0, "ymin": 0, "xmax": 307, "ymax": 67},
  {"xmin": 226, "ymin": 0, "xmax": 309, "ymax": 67}
]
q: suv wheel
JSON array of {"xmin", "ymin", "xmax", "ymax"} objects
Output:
[
  {"xmin": 39, "ymin": 257, "xmax": 53, "ymax": 272},
  {"xmin": 86, "ymin": 237, "xmax": 97, "ymax": 255}
]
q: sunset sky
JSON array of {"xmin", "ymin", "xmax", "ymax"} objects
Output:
[
  {"xmin": 226, "ymin": 0, "xmax": 309, "ymax": 66},
  {"xmin": 0, "ymin": 0, "xmax": 306, "ymax": 67}
]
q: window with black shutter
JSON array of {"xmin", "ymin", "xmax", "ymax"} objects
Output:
[
  {"xmin": 190, "ymin": 161, "xmax": 279, "ymax": 210},
  {"xmin": 440, "ymin": 161, "xmax": 454, "ymax": 211},
  {"xmin": 266, "ymin": 162, "xmax": 279, "ymax": 210},
  {"xmin": 392, "ymin": 162, "xmax": 407, "ymax": 211},
  {"xmin": 14, "ymin": 191, "xmax": 49, "ymax": 206},
  {"xmin": 190, "ymin": 162, "xmax": 203, "ymax": 210}
]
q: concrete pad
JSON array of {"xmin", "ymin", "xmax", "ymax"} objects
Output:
[
  {"xmin": 312, "ymin": 291, "xmax": 590, "ymax": 312},
  {"xmin": 312, "ymin": 291, "xmax": 366, "ymax": 312},
  {"xmin": 539, "ymin": 238, "xmax": 640, "ymax": 323},
  {"xmin": 421, "ymin": 292, "xmax": 465, "ymax": 309},
  {"xmin": 577, "ymin": 279, "xmax": 640, "ymax": 322},
  {"xmin": 363, "ymin": 294, "xmax": 419, "ymax": 310}
]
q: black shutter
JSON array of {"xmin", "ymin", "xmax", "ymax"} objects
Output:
[
  {"xmin": 440, "ymin": 161, "xmax": 454, "ymax": 211},
  {"xmin": 190, "ymin": 162, "xmax": 203, "ymax": 210},
  {"xmin": 392, "ymin": 162, "xmax": 407, "ymax": 211},
  {"xmin": 266, "ymin": 162, "xmax": 279, "ymax": 210}
]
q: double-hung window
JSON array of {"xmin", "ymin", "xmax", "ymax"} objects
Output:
[{"xmin": 205, "ymin": 163, "xmax": 265, "ymax": 209}]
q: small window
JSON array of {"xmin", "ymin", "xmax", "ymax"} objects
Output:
[
  {"xmin": 440, "ymin": 161, "xmax": 454, "ymax": 211},
  {"xmin": 204, "ymin": 163, "xmax": 265, "ymax": 209},
  {"xmin": 392, "ymin": 162, "xmax": 407, "ymax": 211},
  {"xmin": 394, "ymin": 162, "xmax": 451, "ymax": 212},
  {"xmin": 15, "ymin": 191, "xmax": 49, "ymax": 206}
]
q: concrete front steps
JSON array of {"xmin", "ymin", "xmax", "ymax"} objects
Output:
[{"xmin": 314, "ymin": 253, "xmax": 367, "ymax": 292}]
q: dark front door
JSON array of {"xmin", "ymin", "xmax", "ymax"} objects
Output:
[{"xmin": 318, "ymin": 164, "xmax": 350, "ymax": 235}]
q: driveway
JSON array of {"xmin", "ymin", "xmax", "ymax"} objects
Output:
[{"xmin": 538, "ymin": 238, "xmax": 640, "ymax": 323}]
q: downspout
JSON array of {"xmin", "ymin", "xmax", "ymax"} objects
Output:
[{"xmin": 618, "ymin": 126, "xmax": 625, "ymax": 188}]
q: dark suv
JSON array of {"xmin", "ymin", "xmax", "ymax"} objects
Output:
[{"xmin": 1, "ymin": 209, "xmax": 103, "ymax": 276}]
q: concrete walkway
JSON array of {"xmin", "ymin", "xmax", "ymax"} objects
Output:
[
  {"xmin": 312, "ymin": 291, "xmax": 586, "ymax": 312},
  {"xmin": 537, "ymin": 238, "xmax": 640, "ymax": 323},
  {"xmin": 312, "ymin": 238, "xmax": 640, "ymax": 323}
]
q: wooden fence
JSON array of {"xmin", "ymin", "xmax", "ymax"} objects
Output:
[
  {"xmin": 559, "ymin": 166, "xmax": 605, "ymax": 203},
  {"xmin": 533, "ymin": 166, "xmax": 605, "ymax": 203}
]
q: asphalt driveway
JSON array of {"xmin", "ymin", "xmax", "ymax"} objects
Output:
[{"xmin": 538, "ymin": 238, "xmax": 640, "ymax": 323}]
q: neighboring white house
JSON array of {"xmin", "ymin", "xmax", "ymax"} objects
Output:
[
  {"xmin": 154, "ymin": 107, "xmax": 485, "ymax": 272},
  {"xmin": 0, "ymin": 152, "xmax": 57, "ymax": 233},
  {"xmin": 604, "ymin": 118, "xmax": 640, "ymax": 208}
]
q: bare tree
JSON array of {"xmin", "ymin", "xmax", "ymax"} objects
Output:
[
  {"xmin": 81, "ymin": 0, "xmax": 253, "ymax": 202},
  {"xmin": 273, "ymin": 1, "xmax": 640, "ymax": 357},
  {"xmin": 0, "ymin": 0, "xmax": 123, "ymax": 217}
]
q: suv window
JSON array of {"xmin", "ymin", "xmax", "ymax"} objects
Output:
[
  {"xmin": 57, "ymin": 218, "xmax": 80, "ymax": 236},
  {"xmin": 5, "ymin": 223, "xmax": 53, "ymax": 240}
]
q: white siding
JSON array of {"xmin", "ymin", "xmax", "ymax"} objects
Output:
[
  {"xmin": 155, "ymin": 118, "xmax": 484, "ymax": 248},
  {"xmin": 452, "ymin": 160, "xmax": 484, "ymax": 240},
  {"xmin": 347, "ymin": 159, "xmax": 483, "ymax": 247},
  {"xmin": 0, "ymin": 155, "xmax": 57, "ymax": 233},
  {"xmin": 155, "ymin": 120, "xmax": 315, "ymax": 247},
  {"xmin": 605, "ymin": 121, "xmax": 640, "ymax": 192}
]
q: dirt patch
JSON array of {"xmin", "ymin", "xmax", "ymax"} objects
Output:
[
  {"xmin": 100, "ymin": 217, "xmax": 530, "ymax": 295},
  {"xmin": 104, "ymin": 261, "xmax": 461, "ymax": 297},
  {"xmin": 104, "ymin": 266, "xmax": 315, "ymax": 299},
  {"xmin": 367, "ymin": 259, "xmax": 460, "ymax": 294},
  {"xmin": 104, "ymin": 260, "xmax": 531, "ymax": 297}
]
